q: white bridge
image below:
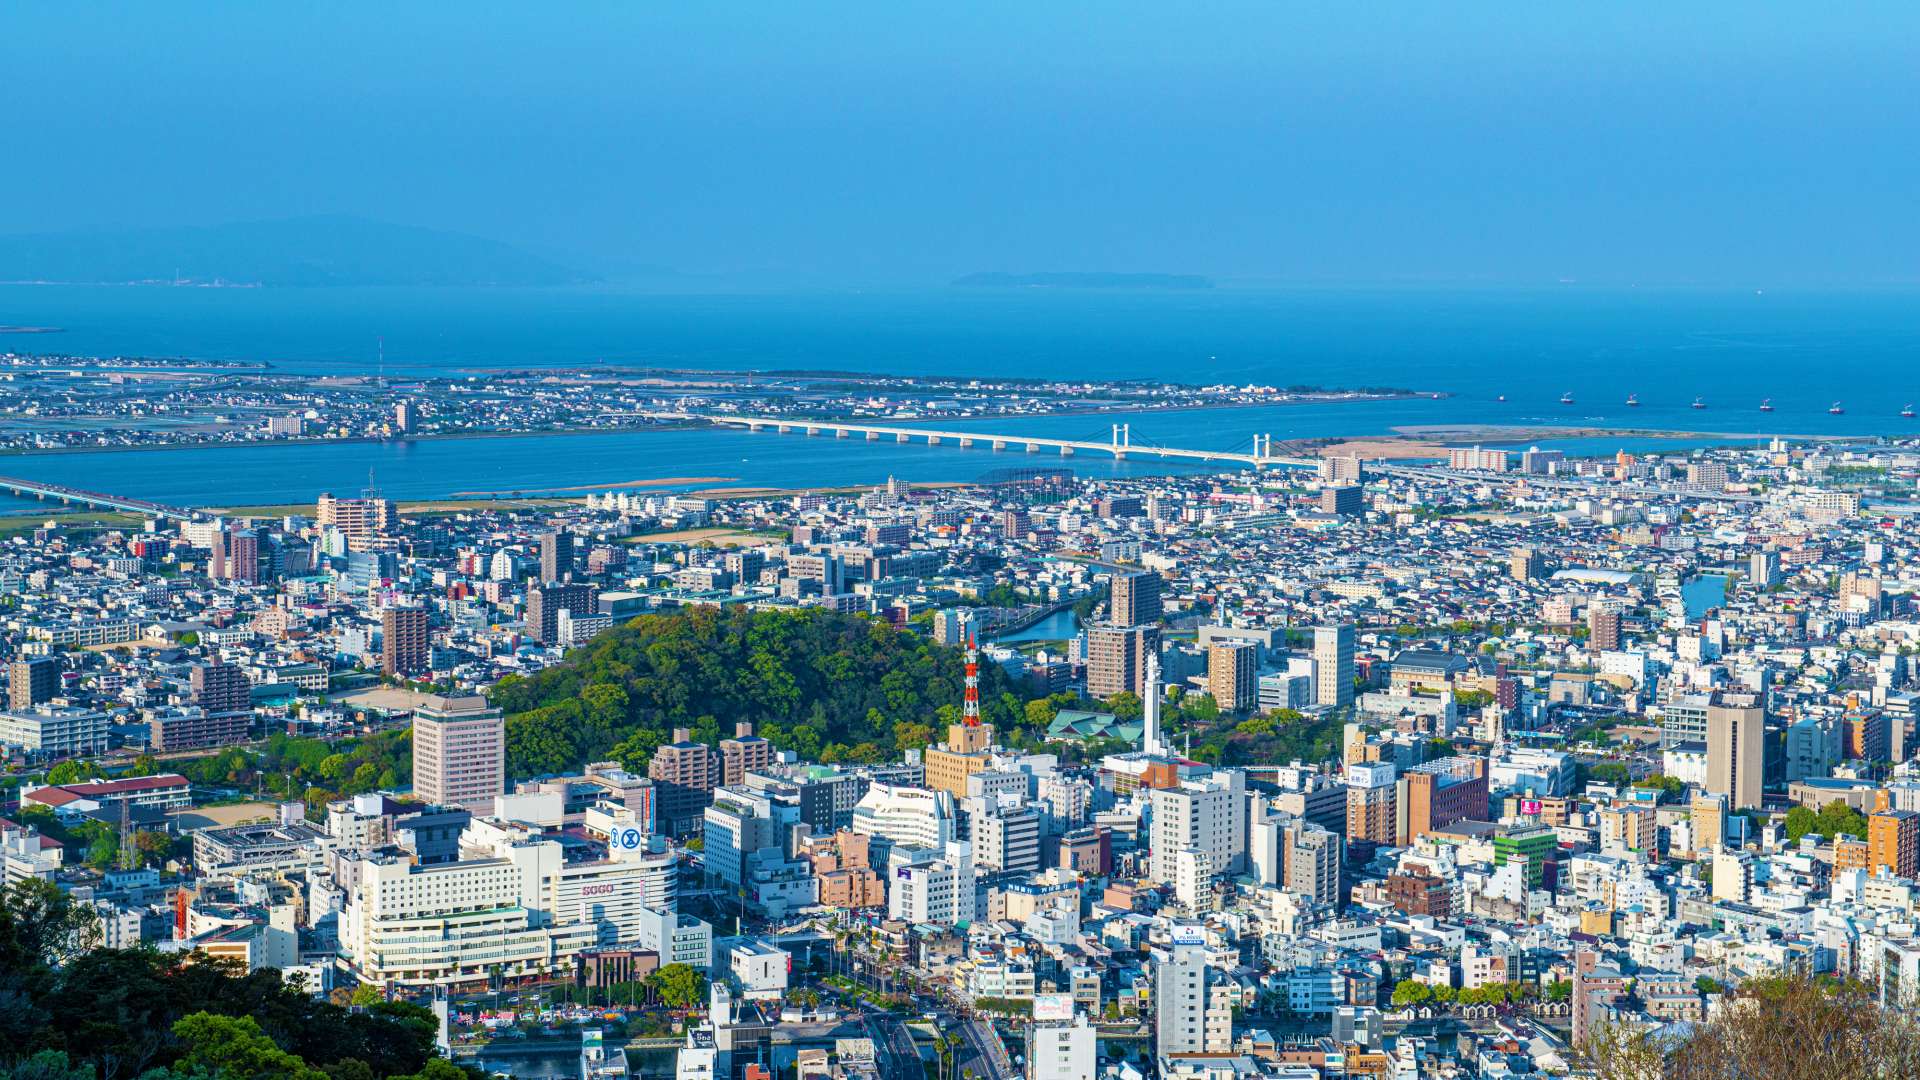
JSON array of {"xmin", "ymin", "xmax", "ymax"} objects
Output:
[{"xmin": 686, "ymin": 414, "xmax": 1318, "ymax": 469}]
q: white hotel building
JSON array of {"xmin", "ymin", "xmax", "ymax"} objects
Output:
[{"xmin": 340, "ymin": 817, "xmax": 678, "ymax": 990}]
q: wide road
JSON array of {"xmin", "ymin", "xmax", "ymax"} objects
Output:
[
  {"xmin": 865, "ymin": 1015, "xmax": 922, "ymax": 1080},
  {"xmin": 956, "ymin": 1019, "xmax": 1015, "ymax": 1080}
]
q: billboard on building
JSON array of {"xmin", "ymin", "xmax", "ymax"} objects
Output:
[{"xmin": 1032, "ymin": 994, "xmax": 1075, "ymax": 1021}]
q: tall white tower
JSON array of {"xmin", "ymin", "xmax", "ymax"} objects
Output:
[{"xmin": 1142, "ymin": 651, "xmax": 1165, "ymax": 756}]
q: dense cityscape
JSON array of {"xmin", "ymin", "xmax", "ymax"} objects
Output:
[{"xmin": 4, "ymin": 426, "xmax": 1920, "ymax": 1080}]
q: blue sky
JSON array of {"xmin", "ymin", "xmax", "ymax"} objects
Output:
[{"xmin": 5, "ymin": 3, "xmax": 1917, "ymax": 283}]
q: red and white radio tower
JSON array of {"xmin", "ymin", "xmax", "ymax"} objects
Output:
[{"xmin": 962, "ymin": 634, "xmax": 982, "ymax": 726}]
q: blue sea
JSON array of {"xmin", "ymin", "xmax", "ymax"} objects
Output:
[{"xmin": 1, "ymin": 284, "xmax": 1916, "ymax": 508}]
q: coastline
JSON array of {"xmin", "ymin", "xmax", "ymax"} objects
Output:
[{"xmin": 1308, "ymin": 424, "xmax": 1864, "ymax": 461}]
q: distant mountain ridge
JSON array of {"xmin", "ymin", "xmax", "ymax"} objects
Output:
[
  {"xmin": 0, "ymin": 216, "xmax": 588, "ymax": 287},
  {"xmin": 953, "ymin": 271, "xmax": 1213, "ymax": 289}
]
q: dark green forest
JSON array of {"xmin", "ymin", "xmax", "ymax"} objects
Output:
[{"xmin": 490, "ymin": 607, "xmax": 1036, "ymax": 777}]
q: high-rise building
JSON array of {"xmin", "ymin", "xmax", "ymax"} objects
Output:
[
  {"xmin": 1030, "ymin": 1015, "xmax": 1096, "ymax": 1080},
  {"xmin": 8, "ymin": 657, "xmax": 58, "ymax": 711},
  {"xmin": 1110, "ymin": 571, "xmax": 1164, "ymax": 627},
  {"xmin": 1154, "ymin": 945, "xmax": 1232, "ymax": 1056},
  {"xmin": 527, "ymin": 582, "xmax": 597, "ymax": 644},
  {"xmin": 1318, "ymin": 455, "xmax": 1363, "ymax": 484},
  {"xmin": 211, "ymin": 527, "xmax": 261, "ymax": 584},
  {"xmin": 1706, "ymin": 697, "xmax": 1764, "ymax": 810},
  {"xmin": 1396, "ymin": 757, "xmax": 1490, "ymax": 845},
  {"xmin": 190, "ymin": 662, "xmax": 252, "ymax": 714},
  {"xmin": 411, "ymin": 696, "xmax": 505, "ymax": 813},
  {"xmin": 1509, "ymin": 547, "xmax": 1546, "ymax": 581},
  {"xmin": 931, "ymin": 607, "xmax": 977, "ymax": 647},
  {"xmin": 969, "ymin": 801, "xmax": 1041, "ymax": 875},
  {"xmin": 1087, "ymin": 625, "xmax": 1158, "ymax": 700},
  {"xmin": 1206, "ymin": 641, "xmax": 1257, "ymax": 712},
  {"xmin": 1345, "ymin": 763, "xmax": 1397, "ymax": 844},
  {"xmin": 649, "ymin": 727, "xmax": 720, "ymax": 837},
  {"xmin": 1149, "ymin": 771, "xmax": 1247, "ymax": 883},
  {"xmin": 924, "ymin": 718, "xmax": 994, "ymax": 799},
  {"xmin": 1846, "ymin": 711, "xmax": 1891, "ymax": 762},
  {"xmin": 1869, "ymin": 809, "xmax": 1920, "ymax": 879},
  {"xmin": 539, "ymin": 531, "xmax": 574, "ymax": 583},
  {"xmin": 1285, "ymin": 821, "xmax": 1344, "ymax": 907},
  {"xmin": 718, "ymin": 722, "xmax": 773, "ymax": 786},
  {"xmin": 316, "ymin": 493, "xmax": 393, "ymax": 544},
  {"xmin": 1319, "ymin": 485, "xmax": 1363, "ymax": 516},
  {"xmin": 1587, "ymin": 603, "xmax": 1622, "ymax": 653},
  {"xmin": 393, "ymin": 401, "xmax": 414, "ymax": 433},
  {"xmin": 887, "ymin": 841, "xmax": 975, "ymax": 926},
  {"xmin": 382, "ymin": 606, "xmax": 431, "ymax": 677},
  {"xmin": 1749, "ymin": 549, "xmax": 1782, "ymax": 589},
  {"xmin": 1314, "ymin": 625, "xmax": 1354, "ymax": 708}
]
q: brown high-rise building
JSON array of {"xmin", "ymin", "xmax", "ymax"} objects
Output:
[
  {"xmin": 527, "ymin": 583, "xmax": 597, "ymax": 644},
  {"xmin": 1087, "ymin": 624, "xmax": 1158, "ymax": 700},
  {"xmin": 316, "ymin": 493, "xmax": 393, "ymax": 543},
  {"xmin": 539, "ymin": 531, "xmax": 574, "ymax": 583},
  {"xmin": 1587, "ymin": 603, "xmax": 1622, "ymax": 653},
  {"xmin": 1386, "ymin": 872, "xmax": 1451, "ymax": 917},
  {"xmin": 1706, "ymin": 698, "xmax": 1764, "ymax": 810},
  {"xmin": 8, "ymin": 657, "xmax": 58, "ymax": 712},
  {"xmin": 191, "ymin": 662, "xmax": 253, "ymax": 714},
  {"xmin": 1110, "ymin": 571, "xmax": 1164, "ymax": 627},
  {"xmin": 649, "ymin": 727, "xmax": 719, "ymax": 837},
  {"xmin": 1320, "ymin": 485, "xmax": 1363, "ymax": 516},
  {"xmin": 1346, "ymin": 769, "xmax": 1397, "ymax": 845},
  {"xmin": 412, "ymin": 695, "xmax": 506, "ymax": 813},
  {"xmin": 1869, "ymin": 809, "xmax": 1920, "ymax": 879},
  {"xmin": 211, "ymin": 528, "xmax": 261, "ymax": 584},
  {"xmin": 382, "ymin": 606, "xmax": 431, "ymax": 677},
  {"xmin": 1396, "ymin": 758, "xmax": 1490, "ymax": 845},
  {"xmin": 1207, "ymin": 641, "xmax": 1257, "ymax": 712},
  {"xmin": 719, "ymin": 722, "xmax": 773, "ymax": 786}
]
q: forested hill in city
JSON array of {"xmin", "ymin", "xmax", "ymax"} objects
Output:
[{"xmin": 489, "ymin": 607, "xmax": 1035, "ymax": 777}]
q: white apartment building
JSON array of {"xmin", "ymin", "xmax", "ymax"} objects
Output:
[
  {"xmin": 1154, "ymin": 944, "xmax": 1233, "ymax": 1056},
  {"xmin": 887, "ymin": 840, "xmax": 976, "ymax": 926},
  {"xmin": 637, "ymin": 905, "xmax": 713, "ymax": 969},
  {"xmin": 1030, "ymin": 1015, "xmax": 1096, "ymax": 1080},
  {"xmin": 0, "ymin": 706, "xmax": 109, "ymax": 757},
  {"xmin": 1149, "ymin": 770, "xmax": 1246, "ymax": 884}
]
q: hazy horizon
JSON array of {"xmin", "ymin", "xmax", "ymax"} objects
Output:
[{"xmin": 7, "ymin": 3, "xmax": 1919, "ymax": 286}]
